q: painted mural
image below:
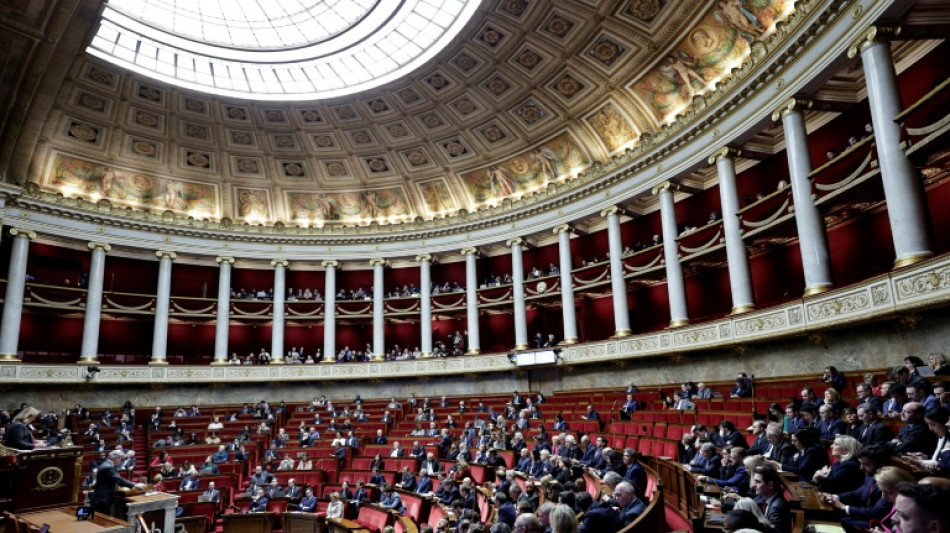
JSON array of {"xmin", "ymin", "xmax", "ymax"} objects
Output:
[
  {"xmin": 461, "ymin": 132, "xmax": 589, "ymax": 204},
  {"xmin": 46, "ymin": 153, "xmax": 217, "ymax": 214},
  {"xmin": 235, "ymin": 188, "xmax": 271, "ymax": 220},
  {"xmin": 633, "ymin": 0, "xmax": 792, "ymax": 121},
  {"xmin": 588, "ymin": 103, "xmax": 638, "ymax": 153},
  {"xmin": 417, "ymin": 179, "xmax": 457, "ymax": 215},
  {"xmin": 287, "ymin": 187, "xmax": 411, "ymax": 221}
]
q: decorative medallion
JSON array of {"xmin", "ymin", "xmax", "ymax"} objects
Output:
[
  {"xmin": 451, "ymin": 97, "xmax": 478, "ymax": 116},
  {"xmin": 551, "ymin": 73, "xmax": 586, "ymax": 99},
  {"xmin": 229, "ymin": 130, "xmax": 255, "ymax": 146},
  {"xmin": 478, "ymin": 26, "xmax": 505, "ymax": 48},
  {"xmin": 136, "ymin": 83, "xmax": 163, "ymax": 104},
  {"xmin": 543, "ymin": 14, "xmax": 575, "ymax": 39},
  {"xmin": 130, "ymin": 138, "xmax": 159, "ymax": 159},
  {"xmin": 624, "ymin": 0, "xmax": 664, "ymax": 21},
  {"xmin": 365, "ymin": 157, "xmax": 390, "ymax": 173},
  {"xmin": 66, "ymin": 121, "xmax": 100, "ymax": 143},
  {"xmin": 479, "ymin": 123, "xmax": 508, "ymax": 144},
  {"xmin": 224, "ymin": 105, "xmax": 249, "ymax": 121},
  {"xmin": 395, "ymin": 87, "xmax": 423, "ymax": 106},
  {"xmin": 184, "ymin": 123, "xmax": 211, "ymax": 141},
  {"xmin": 235, "ymin": 158, "xmax": 261, "ymax": 174},
  {"xmin": 312, "ymin": 134, "xmax": 336, "ymax": 148},
  {"xmin": 332, "ymin": 105, "xmax": 359, "ymax": 121},
  {"xmin": 515, "ymin": 49, "xmax": 542, "ymax": 71},
  {"xmin": 425, "ymin": 72, "xmax": 452, "ymax": 92},
  {"xmin": 386, "ymin": 123, "xmax": 410, "ymax": 138},
  {"xmin": 452, "ymin": 52, "xmax": 480, "ymax": 73},
  {"xmin": 182, "ymin": 97, "xmax": 208, "ymax": 115},
  {"xmin": 281, "ymin": 161, "xmax": 307, "ymax": 177},
  {"xmin": 263, "ymin": 109, "xmax": 288, "ymax": 123},
  {"xmin": 588, "ymin": 37, "xmax": 625, "ymax": 67},
  {"xmin": 501, "ymin": 0, "xmax": 528, "ymax": 17},
  {"xmin": 36, "ymin": 467, "xmax": 64, "ymax": 490},
  {"xmin": 77, "ymin": 92, "xmax": 107, "ymax": 113},
  {"xmin": 363, "ymin": 98, "xmax": 390, "ymax": 114},
  {"xmin": 324, "ymin": 160, "xmax": 349, "ymax": 177},
  {"xmin": 404, "ymin": 149, "xmax": 430, "ymax": 167},
  {"xmin": 87, "ymin": 67, "xmax": 117, "ymax": 87},
  {"xmin": 298, "ymin": 109, "xmax": 323, "ymax": 124},
  {"xmin": 419, "ymin": 113, "xmax": 445, "ymax": 130},
  {"xmin": 133, "ymin": 109, "xmax": 161, "ymax": 129},
  {"xmin": 350, "ymin": 130, "xmax": 374, "ymax": 145},
  {"xmin": 485, "ymin": 76, "xmax": 511, "ymax": 96},
  {"xmin": 442, "ymin": 139, "xmax": 470, "ymax": 158},
  {"xmin": 515, "ymin": 102, "xmax": 546, "ymax": 125},
  {"xmin": 185, "ymin": 151, "xmax": 211, "ymax": 169}
]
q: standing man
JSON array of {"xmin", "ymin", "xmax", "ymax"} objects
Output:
[{"xmin": 91, "ymin": 450, "xmax": 146, "ymax": 517}]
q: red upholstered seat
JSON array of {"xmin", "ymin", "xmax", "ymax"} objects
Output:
[{"xmin": 354, "ymin": 506, "xmax": 392, "ymax": 533}]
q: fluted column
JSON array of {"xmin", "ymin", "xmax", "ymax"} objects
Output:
[
  {"xmin": 322, "ymin": 260, "xmax": 338, "ymax": 362},
  {"xmin": 710, "ymin": 147, "xmax": 755, "ymax": 313},
  {"xmin": 849, "ymin": 27, "xmax": 933, "ymax": 268},
  {"xmin": 79, "ymin": 241, "xmax": 111, "ymax": 365},
  {"xmin": 370, "ymin": 258, "xmax": 386, "ymax": 360},
  {"xmin": 773, "ymin": 99, "xmax": 834, "ymax": 295},
  {"xmin": 507, "ymin": 237, "xmax": 529, "ymax": 350},
  {"xmin": 553, "ymin": 225, "xmax": 578, "ymax": 344},
  {"xmin": 653, "ymin": 182, "xmax": 689, "ymax": 327},
  {"xmin": 149, "ymin": 250, "xmax": 176, "ymax": 365},
  {"xmin": 461, "ymin": 248, "xmax": 480, "ymax": 355},
  {"xmin": 270, "ymin": 259, "xmax": 288, "ymax": 364},
  {"xmin": 212, "ymin": 256, "xmax": 234, "ymax": 365},
  {"xmin": 601, "ymin": 206, "xmax": 631, "ymax": 337},
  {"xmin": 417, "ymin": 254, "xmax": 433, "ymax": 357},
  {"xmin": 0, "ymin": 228, "xmax": 36, "ymax": 361}
]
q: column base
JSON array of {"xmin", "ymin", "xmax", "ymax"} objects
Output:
[
  {"xmin": 320, "ymin": 358, "xmax": 335, "ymax": 364},
  {"xmin": 893, "ymin": 252, "xmax": 933, "ymax": 269},
  {"xmin": 669, "ymin": 319, "xmax": 689, "ymax": 328},
  {"xmin": 148, "ymin": 360, "xmax": 169, "ymax": 366},
  {"xmin": 420, "ymin": 352, "xmax": 433, "ymax": 358},
  {"xmin": 269, "ymin": 360, "xmax": 285, "ymax": 365},
  {"xmin": 513, "ymin": 344, "xmax": 530, "ymax": 351},
  {"xmin": 803, "ymin": 284, "xmax": 833, "ymax": 297},
  {"xmin": 371, "ymin": 354, "xmax": 386, "ymax": 362},
  {"xmin": 611, "ymin": 330, "xmax": 632, "ymax": 339},
  {"xmin": 560, "ymin": 338, "xmax": 579, "ymax": 345},
  {"xmin": 210, "ymin": 360, "xmax": 229, "ymax": 366},
  {"xmin": 77, "ymin": 357, "xmax": 100, "ymax": 365},
  {"xmin": 730, "ymin": 304, "xmax": 755, "ymax": 315},
  {"xmin": 465, "ymin": 348, "xmax": 481, "ymax": 355},
  {"xmin": 0, "ymin": 353, "xmax": 21, "ymax": 363}
]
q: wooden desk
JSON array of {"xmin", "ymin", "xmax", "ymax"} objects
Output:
[
  {"xmin": 781, "ymin": 479, "xmax": 837, "ymax": 520},
  {"xmin": 222, "ymin": 513, "xmax": 273, "ymax": 533},
  {"xmin": 122, "ymin": 493, "xmax": 179, "ymax": 533},
  {"xmin": 18, "ymin": 505, "xmax": 131, "ymax": 533},
  {"xmin": 282, "ymin": 512, "xmax": 324, "ymax": 533}
]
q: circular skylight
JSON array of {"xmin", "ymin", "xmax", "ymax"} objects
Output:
[{"xmin": 88, "ymin": 0, "xmax": 482, "ymax": 101}]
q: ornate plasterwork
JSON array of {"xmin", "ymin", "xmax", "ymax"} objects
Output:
[{"xmin": 4, "ymin": 253, "xmax": 950, "ymax": 384}]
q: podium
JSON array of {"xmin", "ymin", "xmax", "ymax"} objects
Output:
[
  {"xmin": 122, "ymin": 492, "xmax": 179, "ymax": 533},
  {"xmin": 223, "ymin": 513, "xmax": 273, "ymax": 533},
  {"xmin": 0, "ymin": 445, "xmax": 83, "ymax": 511},
  {"xmin": 282, "ymin": 513, "xmax": 324, "ymax": 533}
]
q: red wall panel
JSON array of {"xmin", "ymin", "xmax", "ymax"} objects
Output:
[{"xmin": 170, "ymin": 263, "xmax": 216, "ymax": 298}]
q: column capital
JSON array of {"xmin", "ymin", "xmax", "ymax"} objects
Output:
[
  {"xmin": 215, "ymin": 256, "xmax": 235, "ymax": 264},
  {"xmin": 552, "ymin": 224, "xmax": 573, "ymax": 235},
  {"xmin": 599, "ymin": 205, "xmax": 623, "ymax": 218},
  {"xmin": 505, "ymin": 237, "xmax": 525, "ymax": 248},
  {"xmin": 156, "ymin": 250, "xmax": 177, "ymax": 260},
  {"xmin": 460, "ymin": 247, "xmax": 479, "ymax": 257},
  {"xmin": 271, "ymin": 258, "xmax": 289, "ymax": 268},
  {"xmin": 8, "ymin": 228, "xmax": 36, "ymax": 240},
  {"xmin": 321, "ymin": 260, "xmax": 339, "ymax": 268},
  {"xmin": 651, "ymin": 181, "xmax": 679, "ymax": 195},
  {"xmin": 369, "ymin": 258, "xmax": 387, "ymax": 267},
  {"xmin": 707, "ymin": 146, "xmax": 742, "ymax": 165},
  {"xmin": 848, "ymin": 26, "xmax": 901, "ymax": 58},
  {"xmin": 87, "ymin": 241, "xmax": 111, "ymax": 252},
  {"xmin": 415, "ymin": 253, "xmax": 433, "ymax": 263},
  {"xmin": 771, "ymin": 98, "xmax": 813, "ymax": 122}
]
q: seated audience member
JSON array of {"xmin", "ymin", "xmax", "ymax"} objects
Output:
[
  {"xmin": 714, "ymin": 421, "xmax": 746, "ymax": 449},
  {"xmin": 784, "ymin": 403, "xmax": 806, "ymax": 435},
  {"xmin": 856, "ymin": 404, "xmax": 894, "ymax": 446},
  {"xmin": 800, "ymin": 387, "xmax": 822, "ymax": 412},
  {"xmin": 883, "ymin": 383, "xmax": 907, "ymax": 418},
  {"xmin": 613, "ymin": 481, "xmax": 646, "ymax": 528},
  {"xmin": 697, "ymin": 447, "xmax": 749, "ymax": 493},
  {"xmin": 731, "ymin": 497, "xmax": 774, "ymax": 532},
  {"xmin": 747, "ymin": 420, "xmax": 769, "ymax": 455},
  {"xmin": 821, "ymin": 365, "xmax": 847, "ymax": 392},
  {"xmin": 688, "ymin": 442, "xmax": 722, "ymax": 477},
  {"xmin": 730, "ymin": 376, "xmax": 752, "ymax": 398},
  {"xmin": 813, "ymin": 435, "xmax": 864, "ymax": 494},
  {"xmin": 888, "ymin": 402, "xmax": 938, "ymax": 456},
  {"xmin": 928, "ymin": 353, "xmax": 950, "ymax": 376},
  {"xmin": 752, "ymin": 465, "xmax": 791, "ymax": 533},
  {"xmin": 893, "ymin": 482, "xmax": 950, "ymax": 533},
  {"xmin": 855, "ymin": 382, "xmax": 884, "ymax": 413},
  {"xmin": 823, "ymin": 445, "xmax": 892, "ymax": 532},
  {"xmin": 817, "ymin": 404, "xmax": 848, "ymax": 443},
  {"xmin": 325, "ymin": 491, "xmax": 344, "ymax": 518},
  {"xmin": 909, "ymin": 407, "xmax": 950, "ymax": 475},
  {"xmin": 777, "ymin": 427, "xmax": 829, "ymax": 481},
  {"xmin": 297, "ymin": 487, "xmax": 318, "ymax": 513}
]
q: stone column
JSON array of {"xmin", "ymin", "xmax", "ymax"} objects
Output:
[
  {"xmin": 0, "ymin": 228, "xmax": 36, "ymax": 361},
  {"xmin": 553, "ymin": 225, "xmax": 578, "ymax": 344},
  {"xmin": 601, "ymin": 206, "xmax": 632, "ymax": 337},
  {"xmin": 370, "ymin": 258, "xmax": 386, "ymax": 360},
  {"xmin": 149, "ymin": 250, "xmax": 176, "ymax": 365},
  {"xmin": 710, "ymin": 147, "xmax": 755, "ymax": 313},
  {"xmin": 507, "ymin": 237, "xmax": 529, "ymax": 350},
  {"xmin": 212, "ymin": 256, "xmax": 234, "ymax": 365},
  {"xmin": 773, "ymin": 99, "xmax": 834, "ymax": 295},
  {"xmin": 417, "ymin": 254, "xmax": 433, "ymax": 357},
  {"xmin": 461, "ymin": 248, "xmax": 481, "ymax": 355},
  {"xmin": 270, "ymin": 259, "xmax": 288, "ymax": 364},
  {"xmin": 849, "ymin": 27, "xmax": 933, "ymax": 268},
  {"xmin": 322, "ymin": 260, "xmax": 338, "ymax": 362},
  {"xmin": 653, "ymin": 182, "xmax": 689, "ymax": 327},
  {"xmin": 79, "ymin": 242, "xmax": 111, "ymax": 365}
]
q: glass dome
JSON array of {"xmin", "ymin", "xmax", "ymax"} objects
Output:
[{"xmin": 88, "ymin": 0, "xmax": 482, "ymax": 100}]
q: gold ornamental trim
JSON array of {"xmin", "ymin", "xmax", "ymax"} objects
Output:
[{"xmin": 35, "ymin": 466, "xmax": 64, "ymax": 490}]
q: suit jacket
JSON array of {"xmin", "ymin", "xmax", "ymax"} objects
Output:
[
  {"xmin": 415, "ymin": 476, "xmax": 433, "ymax": 494},
  {"xmin": 761, "ymin": 494, "xmax": 792, "ymax": 533},
  {"xmin": 839, "ymin": 476, "xmax": 888, "ymax": 520},
  {"xmin": 298, "ymin": 496, "xmax": 317, "ymax": 512},
  {"xmin": 889, "ymin": 422, "xmax": 937, "ymax": 456},
  {"xmin": 690, "ymin": 454, "xmax": 721, "ymax": 477},
  {"xmin": 179, "ymin": 477, "xmax": 200, "ymax": 491},
  {"xmin": 3, "ymin": 422, "xmax": 35, "ymax": 450},
  {"xmin": 249, "ymin": 496, "xmax": 269, "ymax": 513},
  {"xmin": 816, "ymin": 458, "xmax": 864, "ymax": 494},
  {"xmin": 623, "ymin": 462, "xmax": 647, "ymax": 495},
  {"xmin": 858, "ymin": 420, "xmax": 894, "ymax": 446},
  {"xmin": 818, "ymin": 419, "xmax": 848, "ymax": 442},
  {"xmin": 250, "ymin": 472, "xmax": 274, "ymax": 486},
  {"xmin": 782, "ymin": 445, "xmax": 829, "ymax": 481},
  {"xmin": 496, "ymin": 502, "xmax": 517, "ymax": 527},
  {"xmin": 421, "ymin": 459, "xmax": 442, "ymax": 473},
  {"xmin": 410, "ymin": 445, "xmax": 426, "ymax": 458},
  {"xmin": 91, "ymin": 461, "xmax": 136, "ymax": 509},
  {"xmin": 202, "ymin": 489, "xmax": 220, "ymax": 503},
  {"xmin": 284, "ymin": 485, "xmax": 302, "ymax": 500},
  {"xmin": 764, "ymin": 440, "xmax": 797, "ymax": 465},
  {"xmin": 398, "ymin": 474, "xmax": 416, "ymax": 491},
  {"xmin": 617, "ymin": 498, "xmax": 647, "ymax": 528}
]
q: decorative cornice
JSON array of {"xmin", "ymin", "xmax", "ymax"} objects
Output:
[
  {"xmin": 215, "ymin": 256, "xmax": 235, "ymax": 264},
  {"xmin": 771, "ymin": 98, "xmax": 813, "ymax": 122},
  {"xmin": 271, "ymin": 259, "xmax": 289, "ymax": 268},
  {"xmin": 87, "ymin": 241, "xmax": 111, "ymax": 252},
  {"xmin": 707, "ymin": 147, "xmax": 742, "ymax": 165},
  {"xmin": 9, "ymin": 227, "xmax": 36, "ymax": 240},
  {"xmin": 848, "ymin": 26, "xmax": 902, "ymax": 58},
  {"xmin": 156, "ymin": 250, "xmax": 177, "ymax": 260}
]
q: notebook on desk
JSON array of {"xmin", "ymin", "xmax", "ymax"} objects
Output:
[{"xmin": 707, "ymin": 512, "xmax": 725, "ymax": 525}]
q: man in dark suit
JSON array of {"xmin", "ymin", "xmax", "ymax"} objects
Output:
[
  {"xmin": 688, "ymin": 443, "xmax": 722, "ymax": 477},
  {"xmin": 3, "ymin": 411, "xmax": 42, "ymax": 450},
  {"xmin": 621, "ymin": 449, "xmax": 647, "ymax": 496},
  {"xmin": 494, "ymin": 493, "xmax": 516, "ymax": 527},
  {"xmin": 421, "ymin": 452, "xmax": 442, "ymax": 474},
  {"xmin": 409, "ymin": 441, "xmax": 426, "ymax": 459},
  {"xmin": 248, "ymin": 488, "xmax": 269, "ymax": 513},
  {"xmin": 331, "ymin": 441, "xmax": 347, "ymax": 468},
  {"xmin": 202, "ymin": 482, "xmax": 221, "ymax": 503},
  {"xmin": 396, "ymin": 467, "xmax": 416, "ymax": 491},
  {"xmin": 855, "ymin": 383, "xmax": 884, "ymax": 413},
  {"xmin": 753, "ymin": 465, "xmax": 791, "ymax": 533},
  {"xmin": 91, "ymin": 450, "xmax": 146, "ymax": 517},
  {"xmin": 415, "ymin": 470, "xmax": 433, "ymax": 495},
  {"xmin": 856, "ymin": 405, "xmax": 894, "ymax": 446},
  {"xmin": 818, "ymin": 405, "xmax": 849, "ymax": 443},
  {"xmin": 763, "ymin": 425, "xmax": 797, "ymax": 465},
  {"xmin": 179, "ymin": 473, "xmax": 200, "ymax": 491},
  {"xmin": 263, "ymin": 479, "xmax": 283, "ymax": 499},
  {"xmin": 614, "ymin": 481, "xmax": 646, "ymax": 528},
  {"xmin": 824, "ymin": 445, "xmax": 891, "ymax": 531},
  {"xmin": 249, "ymin": 466, "xmax": 274, "ymax": 486},
  {"xmin": 888, "ymin": 402, "xmax": 937, "ymax": 456},
  {"xmin": 297, "ymin": 487, "xmax": 317, "ymax": 512},
  {"xmin": 372, "ymin": 429, "xmax": 387, "ymax": 445}
]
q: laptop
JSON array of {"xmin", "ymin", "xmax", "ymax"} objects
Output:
[
  {"xmin": 707, "ymin": 512, "xmax": 725, "ymax": 525},
  {"xmin": 197, "ymin": 494, "xmax": 215, "ymax": 502}
]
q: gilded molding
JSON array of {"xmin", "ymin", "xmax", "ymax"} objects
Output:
[
  {"xmin": 460, "ymin": 247, "xmax": 479, "ymax": 256},
  {"xmin": 552, "ymin": 224, "xmax": 573, "ymax": 235},
  {"xmin": 9, "ymin": 227, "xmax": 36, "ymax": 240},
  {"xmin": 369, "ymin": 258, "xmax": 387, "ymax": 267},
  {"xmin": 770, "ymin": 98, "xmax": 813, "ymax": 122},
  {"xmin": 156, "ymin": 250, "xmax": 177, "ymax": 260},
  {"xmin": 321, "ymin": 260, "xmax": 339, "ymax": 268},
  {"xmin": 651, "ymin": 181, "xmax": 679, "ymax": 195},
  {"xmin": 87, "ymin": 241, "xmax": 111, "ymax": 252},
  {"xmin": 415, "ymin": 254, "xmax": 433, "ymax": 263},
  {"xmin": 271, "ymin": 259, "xmax": 289, "ymax": 268},
  {"xmin": 215, "ymin": 256, "xmax": 235, "ymax": 264},
  {"xmin": 599, "ymin": 205, "xmax": 622, "ymax": 218},
  {"xmin": 505, "ymin": 237, "xmax": 525, "ymax": 248}
]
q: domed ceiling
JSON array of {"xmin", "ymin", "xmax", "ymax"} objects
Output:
[{"xmin": 28, "ymin": 0, "xmax": 795, "ymax": 226}]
